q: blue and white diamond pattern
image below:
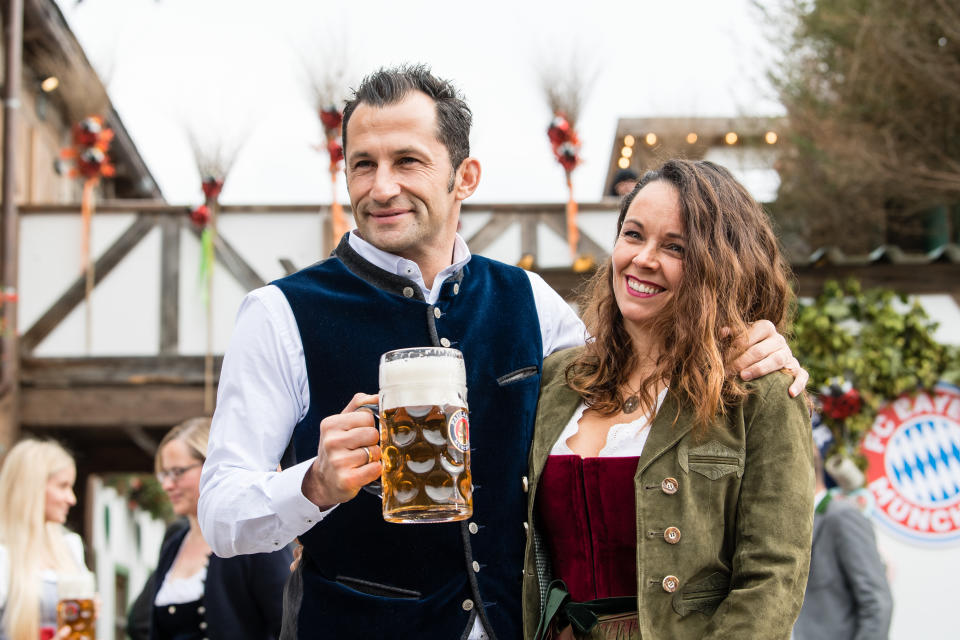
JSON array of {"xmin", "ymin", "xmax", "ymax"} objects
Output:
[{"xmin": 885, "ymin": 417, "xmax": 960, "ymax": 508}]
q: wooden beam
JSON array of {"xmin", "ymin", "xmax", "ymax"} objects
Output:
[
  {"xmin": 159, "ymin": 215, "xmax": 180, "ymax": 354},
  {"xmin": 21, "ymin": 385, "xmax": 209, "ymax": 428},
  {"xmin": 187, "ymin": 226, "xmax": 265, "ymax": 292},
  {"xmin": 539, "ymin": 213, "xmax": 609, "ymax": 258},
  {"xmin": 279, "ymin": 258, "xmax": 298, "ymax": 276},
  {"xmin": 21, "ymin": 214, "xmax": 158, "ymax": 353},
  {"xmin": 465, "ymin": 213, "xmax": 517, "ymax": 254},
  {"xmin": 793, "ymin": 263, "xmax": 960, "ymax": 297},
  {"xmin": 21, "ymin": 355, "xmax": 220, "ymax": 386}
]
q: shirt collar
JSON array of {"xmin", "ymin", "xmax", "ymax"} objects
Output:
[{"xmin": 347, "ymin": 231, "xmax": 471, "ymax": 301}]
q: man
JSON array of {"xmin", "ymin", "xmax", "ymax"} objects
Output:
[
  {"xmin": 198, "ymin": 65, "xmax": 806, "ymax": 639},
  {"xmin": 794, "ymin": 451, "xmax": 893, "ymax": 640}
]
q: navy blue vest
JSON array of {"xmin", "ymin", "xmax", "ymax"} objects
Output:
[{"xmin": 273, "ymin": 237, "xmax": 543, "ymax": 639}]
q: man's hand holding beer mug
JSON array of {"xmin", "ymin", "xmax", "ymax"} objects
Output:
[
  {"xmin": 301, "ymin": 392, "xmax": 382, "ymax": 511},
  {"xmin": 301, "ymin": 347, "xmax": 473, "ymax": 522}
]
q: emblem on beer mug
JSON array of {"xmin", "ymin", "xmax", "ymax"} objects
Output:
[{"xmin": 448, "ymin": 409, "xmax": 470, "ymax": 452}]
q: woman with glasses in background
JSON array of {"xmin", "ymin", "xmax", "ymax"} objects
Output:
[{"xmin": 150, "ymin": 417, "xmax": 291, "ymax": 640}]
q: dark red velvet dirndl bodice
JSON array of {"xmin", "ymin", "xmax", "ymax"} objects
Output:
[{"xmin": 536, "ymin": 455, "xmax": 640, "ymax": 603}]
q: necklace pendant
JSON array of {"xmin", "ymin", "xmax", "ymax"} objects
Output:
[{"xmin": 622, "ymin": 395, "xmax": 640, "ymax": 414}]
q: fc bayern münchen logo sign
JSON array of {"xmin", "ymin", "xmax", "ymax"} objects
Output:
[{"xmin": 862, "ymin": 383, "xmax": 960, "ymax": 547}]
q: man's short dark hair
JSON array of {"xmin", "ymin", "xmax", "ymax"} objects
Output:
[{"xmin": 341, "ymin": 64, "xmax": 472, "ymax": 181}]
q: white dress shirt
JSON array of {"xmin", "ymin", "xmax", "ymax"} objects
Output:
[{"xmin": 199, "ymin": 232, "xmax": 586, "ymax": 559}]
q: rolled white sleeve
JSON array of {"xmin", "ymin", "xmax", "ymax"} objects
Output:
[{"xmin": 198, "ymin": 286, "xmax": 332, "ymax": 557}]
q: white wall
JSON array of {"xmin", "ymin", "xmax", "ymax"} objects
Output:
[{"xmin": 89, "ymin": 477, "xmax": 168, "ymax": 640}]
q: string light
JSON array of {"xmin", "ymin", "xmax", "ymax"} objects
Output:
[
  {"xmin": 621, "ymin": 146, "xmax": 633, "ymax": 158},
  {"xmin": 40, "ymin": 76, "xmax": 59, "ymax": 92},
  {"xmin": 623, "ymin": 135, "xmax": 635, "ymax": 147},
  {"xmin": 686, "ymin": 132, "xmax": 698, "ymax": 144},
  {"xmin": 724, "ymin": 132, "xmax": 738, "ymax": 145},
  {"xmin": 618, "ymin": 157, "xmax": 630, "ymax": 169},
  {"xmin": 645, "ymin": 133, "xmax": 657, "ymax": 146},
  {"xmin": 765, "ymin": 131, "xmax": 778, "ymax": 144}
]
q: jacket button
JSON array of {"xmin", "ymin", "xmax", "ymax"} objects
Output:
[
  {"xmin": 403, "ymin": 286, "xmax": 415, "ymax": 298},
  {"xmin": 662, "ymin": 575, "xmax": 679, "ymax": 593},
  {"xmin": 434, "ymin": 307, "xmax": 442, "ymax": 319},
  {"xmin": 661, "ymin": 477, "xmax": 679, "ymax": 494},
  {"xmin": 462, "ymin": 599, "xmax": 474, "ymax": 611},
  {"xmin": 472, "ymin": 561, "xmax": 480, "ymax": 572},
  {"xmin": 521, "ymin": 476, "xmax": 529, "ymax": 493},
  {"xmin": 440, "ymin": 337, "xmax": 451, "ymax": 347},
  {"xmin": 468, "ymin": 522, "xmax": 479, "ymax": 534},
  {"xmin": 664, "ymin": 526, "xmax": 681, "ymax": 544}
]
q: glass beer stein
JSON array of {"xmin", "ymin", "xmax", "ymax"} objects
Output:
[
  {"xmin": 378, "ymin": 347, "xmax": 472, "ymax": 523},
  {"xmin": 57, "ymin": 572, "xmax": 96, "ymax": 640}
]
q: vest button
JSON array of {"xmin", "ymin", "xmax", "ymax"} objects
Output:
[
  {"xmin": 664, "ymin": 526, "xmax": 681, "ymax": 544},
  {"xmin": 197, "ymin": 606, "xmax": 206, "ymax": 614},
  {"xmin": 523, "ymin": 521, "xmax": 529, "ymax": 533},
  {"xmin": 440, "ymin": 337, "xmax": 451, "ymax": 347},
  {"xmin": 433, "ymin": 307, "xmax": 442, "ymax": 319},
  {"xmin": 661, "ymin": 477, "xmax": 679, "ymax": 494},
  {"xmin": 468, "ymin": 522, "xmax": 479, "ymax": 534},
  {"xmin": 453, "ymin": 283, "xmax": 460, "ymax": 295},
  {"xmin": 402, "ymin": 286, "xmax": 415, "ymax": 298},
  {"xmin": 472, "ymin": 561, "xmax": 480, "ymax": 572},
  {"xmin": 167, "ymin": 605, "xmax": 176, "ymax": 614},
  {"xmin": 462, "ymin": 599, "xmax": 474, "ymax": 611},
  {"xmin": 521, "ymin": 476, "xmax": 529, "ymax": 493},
  {"xmin": 662, "ymin": 575, "xmax": 680, "ymax": 593}
]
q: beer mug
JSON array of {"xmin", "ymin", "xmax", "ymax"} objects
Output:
[
  {"xmin": 57, "ymin": 572, "xmax": 96, "ymax": 640},
  {"xmin": 377, "ymin": 346, "xmax": 472, "ymax": 523}
]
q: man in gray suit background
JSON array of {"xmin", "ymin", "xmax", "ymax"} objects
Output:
[{"xmin": 794, "ymin": 450, "xmax": 894, "ymax": 640}]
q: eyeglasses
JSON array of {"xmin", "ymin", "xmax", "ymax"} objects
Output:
[{"xmin": 156, "ymin": 463, "xmax": 202, "ymax": 483}]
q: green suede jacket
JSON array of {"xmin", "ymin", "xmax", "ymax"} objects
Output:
[{"xmin": 522, "ymin": 347, "xmax": 814, "ymax": 639}]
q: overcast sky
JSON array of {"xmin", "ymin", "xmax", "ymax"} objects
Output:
[{"xmin": 56, "ymin": 0, "xmax": 783, "ymax": 206}]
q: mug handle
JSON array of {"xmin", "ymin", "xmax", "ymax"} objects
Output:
[{"xmin": 358, "ymin": 403, "xmax": 383, "ymax": 498}]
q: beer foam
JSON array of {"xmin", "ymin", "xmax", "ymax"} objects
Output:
[{"xmin": 379, "ymin": 353, "xmax": 466, "ymax": 409}]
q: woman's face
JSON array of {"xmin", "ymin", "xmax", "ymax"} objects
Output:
[
  {"xmin": 158, "ymin": 439, "xmax": 203, "ymax": 517},
  {"xmin": 611, "ymin": 180, "xmax": 685, "ymax": 338},
  {"xmin": 45, "ymin": 465, "xmax": 77, "ymax": 524}
]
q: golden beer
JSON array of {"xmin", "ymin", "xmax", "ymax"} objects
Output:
[
  {"xmin": 57, "ymin": 573, "xmax": 96, "ymax": 640},
  {"xmin": 379, "ymin": 348, "xmax": 472, "ymax": 523}
]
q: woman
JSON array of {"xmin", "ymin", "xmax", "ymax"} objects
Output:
[
  {"xmin": 151, "ymin": 417, "xmax": 291, "ymax": 640},
  {"xmin": 0, "ymin": 439, "xmax": 95, "ymax": 640},
  {"xmin": 522, "ymin": 159, "xmax": 814, "ymax": 639}
]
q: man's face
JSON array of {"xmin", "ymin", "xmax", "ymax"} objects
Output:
[{"xmin": 345, "ymin": 91, "xmax": 464, "ymax": 262}]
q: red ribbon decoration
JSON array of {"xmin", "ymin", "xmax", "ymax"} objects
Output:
[{"xmin": 547, "ymin": 112, "xmax": 582, "ymax": 259}]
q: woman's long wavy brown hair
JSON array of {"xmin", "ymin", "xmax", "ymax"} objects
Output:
[{"xmin": 567, "ymin": 159, "xmax": 794, "ymax": 432}]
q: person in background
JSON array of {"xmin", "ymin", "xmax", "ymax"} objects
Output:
[
  {"xmin": 522, "ymin": 159, "xmax": 814, "ymax": 639},
  {"xmin": 151, "ymin": 418, "xmax": 290, "ymax": 640},
  {"xmin": 793, "ymin": 449, "xmax": 893, "ymax": 640},
  {"xmin": 0, "ymin": 439, "xmax": 96, "ymax": 640},
  {"xmin": 609, "ymin": 168, "xmax": 639, "ymax": 198}
]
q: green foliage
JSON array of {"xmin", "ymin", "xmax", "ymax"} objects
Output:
[
  {"xmin": 791, "ymin": 279, "xmax": 960, "ymax": 461},
  {"xmin": 104, "ymin": 474, "xmax": 173, "ymax": 522}
]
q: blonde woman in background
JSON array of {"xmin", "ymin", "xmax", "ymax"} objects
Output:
[
  {"xmin": 0, "ymin": 439, "xmax": 96, "ymax": 640},
  {"xmin": 150, "ymin": 418, "xmax": 290, "ymax": 640}
]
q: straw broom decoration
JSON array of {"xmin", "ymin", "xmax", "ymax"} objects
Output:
[
  {"xmin": 541, "ymin": 64, "xmax": 594, "ymax": 271},
  {"xmin": 187, "ymin": 135, "xmax": 239, "ymax": 414},
  {"xmin": 305, "ymin": 60, "xmax": 350, "ymax": 246}
]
